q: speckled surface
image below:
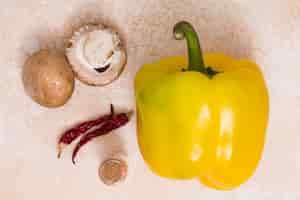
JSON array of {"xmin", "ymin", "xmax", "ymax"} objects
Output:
[{"xmin": 0, "ymin": 0, "xmax": 299, "ymax": 199}]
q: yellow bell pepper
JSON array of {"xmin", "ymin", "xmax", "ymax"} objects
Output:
[{"xmin": 134, "ymin": 21, "xmax": 269, "ymax": 190}]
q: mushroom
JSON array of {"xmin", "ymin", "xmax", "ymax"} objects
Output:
[
  {"xmin": 23, "ymin": 50, "xmax": 75, "ymax": 108},
  {"xmin": 66, "ymin": 24, "xmax": 127, "ymax": 86}
]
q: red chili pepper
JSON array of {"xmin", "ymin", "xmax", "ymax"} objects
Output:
[
  {"xmin": 57, "ymin": 105, "xmax": 114, "ymax": 158},
  {"xmin": 72, "ymin": 113, "xmax": 130, "ymax": 164}
]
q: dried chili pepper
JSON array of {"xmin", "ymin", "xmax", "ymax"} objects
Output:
[
  {"xmin": 72, "ymin": 112, "xmax": 130, "ymax": 164},
  {"xmin": 57, "ymin": 104, "xmax": 114, "ymax": 158}
]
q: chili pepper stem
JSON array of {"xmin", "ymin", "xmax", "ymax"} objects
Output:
[
  {"xmin": 57, "ymin": 143, "xmax": 66, "ymax": 159},
  {"xmin": 72, "ymin": 157, "xmax": 77, "ymax": 165},
  {"xmin": 173, "ymin": 21, "xmax": 219, "ymax": 79},
  {"xmin": 126, "ymin": 111, "xmax": 133, "ymax": 119},
  {"xmin": 110, "ymin": 104, "xmax": 114, "ymax": 116}
]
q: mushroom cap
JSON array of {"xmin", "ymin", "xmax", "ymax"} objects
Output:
[
  {"xmin": 66, "ymin": 24, "xmax": 127, "ymax": 86},
  {"xmin": 23, "ymin": 50, "xmax": 75, "ymax": 108}
]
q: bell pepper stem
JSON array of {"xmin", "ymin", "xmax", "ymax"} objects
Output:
[
  {"xmin": 173, "ymin": 21, "xmax": 206, "ymax": 73},
  {"xmin": 174, "ymin": 21, "xmax": 219, "ymax": 78}
]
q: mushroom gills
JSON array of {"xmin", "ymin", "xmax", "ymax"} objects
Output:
[{"xmin": 94, "ymin": 64, "xmax": 110, "ymax": 73}]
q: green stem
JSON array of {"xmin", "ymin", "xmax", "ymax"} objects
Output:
[
  {"xmin": 173, "ymin": 21, "xmax": 206, "ymax": 72},
  {"xmin": 174, "ymin": 21, "xmax": 220, "ymax": 78},
  {"xmin": 176, "ymin": 22, "xmax": 219, "ymax": 76}
]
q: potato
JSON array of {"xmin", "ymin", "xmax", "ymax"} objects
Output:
[{"xmin": 23, "ymin": 50, "xmax": 75, "ymax": 108}]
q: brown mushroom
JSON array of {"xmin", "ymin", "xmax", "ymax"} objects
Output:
[{"xmin": 23, "ymin": 50, "xmax": 75, "ymax": 108}]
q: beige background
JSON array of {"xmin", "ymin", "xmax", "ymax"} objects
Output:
[{"xmin": 0, "ymin": 0, "xmax": 299, "ymax": 199}]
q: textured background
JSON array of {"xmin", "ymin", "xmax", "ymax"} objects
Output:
[{"xmin": 0, "ymin": 0, "xmax": 299, "ymax": 199}]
